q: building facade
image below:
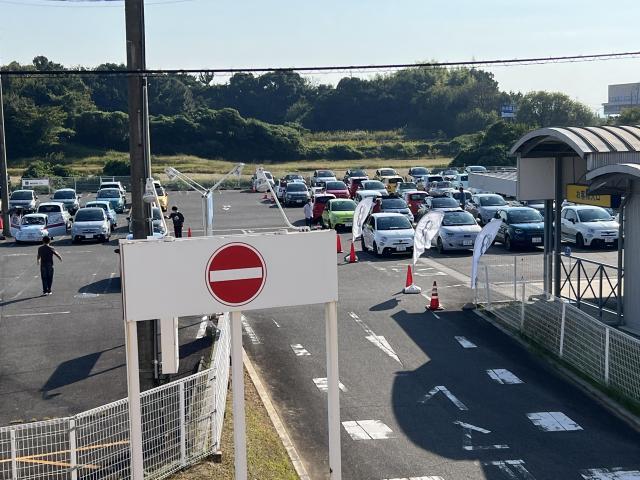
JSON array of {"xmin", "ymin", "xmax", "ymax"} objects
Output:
[{"xmin": 603, "ymin": 82, "xmax": 640, "ymax": 116}]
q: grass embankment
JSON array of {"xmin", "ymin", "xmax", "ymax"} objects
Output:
[{"xmin": 169, "ymin": 368, "xmax": 298, "ymax": 480}]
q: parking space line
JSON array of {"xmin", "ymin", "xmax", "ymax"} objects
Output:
[
  {"xmin": 3, "ymin": 311, "xmax": 71, "ymax": 317},
  {"xmin": 290, "ymin": 344, "xmax": 310, "ymax": 356},
  {"xmin": 455, "ymin": 336, "xmax": 477, "ymax": 348},
  {"xmin": 526, "ymin": 412, "xmax": 582, "ymax": 432},
  {"xmin": 342, "ymin": 420, "xmax": 396, "ymax": 440},
  {"xmin": 487, "ymin": 369, "xmax": 523, "ymax": 385},
  {"xmin": 241, "ymin": 314, "xmax": 261, "ymax": 344},
  {"xmin": 482, "ymin": 460, "xmax": 536, "ymax": 479},
  {"xmin": 272, "ymin": 319, "xmax": 280, "ymax": 328},
  {"xmin": 581, "ymin": 468, "xmax": 640, "ymax": 479},
  {"xmin": 348, "ymin": 312, "xmax": 402, "ymax": 365},
  {"xmin": 313, "ymin": 377, "xmax": 347, "ymax": 393}
]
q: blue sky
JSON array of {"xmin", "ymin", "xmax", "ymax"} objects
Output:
[{"xmin": 1, "ymin": 0, "xmax": 639, "ymax": 113}]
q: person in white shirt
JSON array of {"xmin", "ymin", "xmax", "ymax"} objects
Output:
[{"xmin": 303, "ymin": 198, "xmax": 313, "ymax": 228}]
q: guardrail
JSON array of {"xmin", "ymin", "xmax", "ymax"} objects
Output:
[{"xmin": 0, "ymin": 313, "xmax": 231, "ymax": 480}]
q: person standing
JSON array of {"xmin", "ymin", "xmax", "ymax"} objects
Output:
[
  {"xmin": 372, "ymin": 197, "xmax": 382, "ymax": 213},
  {"xmin": 37, "ymin": 236, "xmax": 62, "ymax": 296},
  {"xmin": 168, "ymin": 206, "xmax": 185, "ymax": 238},
  {"xmin": 458, "ymin": 186, "xmax": 467, "ymax": 209},
  {"xmin": 303, "ymin": 198, "xmax": 313, "ymax": 228}
]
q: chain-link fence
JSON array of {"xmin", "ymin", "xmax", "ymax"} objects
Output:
[
  {"xmin": 0, "ymin": 313, "xmax": 231, "ymax": 480},
  {"xmin": 477, "ymin": 259, "xmax": 640, "ymax": 407}
]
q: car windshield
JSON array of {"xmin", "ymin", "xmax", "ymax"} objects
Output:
[
  {"xmin": 155, "ymin": 187, "xmax": 165, "ymax": 196},
  {"xmin": 317, "ymin": 170, "xmax": 334, "ymax": 177},
  {"xmin": 53, "ymin": 190, "xmax": 75, "ymax": 199},
  {"xmin": 75, "ymin": 209, "xmax": 105, "ymax": 222},
  {"xmin": 376, "ymin": 216, "xmax": 412, "ymax": 230},
  {"xmin": 22, "ymin": 216, "xmax": 45, "ymax": 225},
  {"xmin": 431, "ymin": 197, "xmax": 459, "ymax": 208},
  {"xmin": 478, "ymin": 195, "xmax": 507, "ymax": 206},
  {"xmin": 325, "ymin": 181, "xmax": 347, "ymax": 190},
  {"xmin": 264, "ymin": 172, "xmax": 273, "ymax": 180},
  {"xmin": 11, "ymin": 191, "xmax": 33, "ymax": 200},
  {"xmin": 97, "ymin": 189, "xmax": 120, "ymax": 198},
  {"xmin": 287, "ymin": 183, "xmax": 307, "ymax": 192},
  {"xmin": 101, "ymin": 183, "xmax": 120, "ymax": 189},
  {"xmin": 409, "ymin": 193, "xmax": 427, "ymax": 201},
  {"xmin": 508, "ymin": 209, "xmax": 543, "ymax": 223},
  {"xmin": 38, "ymin": 205, "xmax": 61, "ymax": 213},
  {"xmin": 411, "ymin": 167, "xmax": 429, "ymax": 175},
  {"xmin": 443, "ymin": 211, "xmax": 476, "ymax": 226},
  {"xmin": 363, "ymin": 181, "xmax": 385, "ymax": 189},
  {"xmin": 435, "ymin": 182, "xmax": 453, "ymax": 188},
  {"xmin": 350, "ymin": 170, "xmax": 367, "ymax": 177},
  {"xmin": 577, "ymin": 208, "xmax": 612, "ymax": 222},
  {"xmin": 399, "ymin": 183, "xmax": 416, "ymax": 190},
  {"xmin": 427, "ymin": 176, "xmax": 443, "ymax": 182},
  {"xmin": 87, "ymin": 203, "xmax": 108, "ymax": 212},
  {"xmin": 382, "ymin": 198, "xmax": 408, "ymax": 209},
  {"xmin": 469, "ymin": 166, "xmax": 487, "ymax": 172},
  {"xmin": 379, "ymin": 169, "xmax": 396, "ymax": 176},
  {"xmin": 331, "ymin": 200, "xmax": 356, "ymax": 211}
]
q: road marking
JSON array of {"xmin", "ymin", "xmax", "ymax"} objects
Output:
[
  {"xmin": 222, "ymin": 205, "xmax": 231, "ymax": 211},
  {"xmin": 240, "ymin": 315, "xmax": 261, "ymax": 344},
  {"xmin": 419, "ymin": 386, "xmax": 468, "ymax": 410},
  {"xmin": 487, "ymin": 369, "xmax": 523, "ymax": 385},
  {"xmin": 349, "ymin": 311, "xmax": 402, "ymax": 365},
  {"xmin": 384, "ymin": 477, "xmax": 444, "ymax": 480},
  {"xmin": 483, "ymin": 460, "xmax": 536, "ymax": 479},
  {"xmin": 453, "ymin": 421, "xmax": 509, "ymax": 451},
  {"xmin": 432, "ymin": 312, "xmax": 441, "ymax": 320},
  {"xmin": 196, "ymin": 316, "xmax": 210, "ymax": 339},
  {"xmin": 290, "ymin": 344, "xmax": 310, "ymax": 356},
  {"xmin": 3, "ymin": 311, "xmax": 70, "ymax": 318},
  {"xmin": 581, "ymin": 468, "xmax": 640, "ymax": 479},
  {"xmin": 272, "ymin": 319, "xmax": 281, "ymax": 328},
  {"xmin": 342, "ymin": 420, "xmax": 396, "ymax": 440},
  {"xmin": 313, "ymin": 378, "xmax": 347, "ymax": 392},
  {"xmin": 526, "ymin": 412, "xmax": 582, "ymax": 432},
  {"xmin": 455, "ymin": 336, "xmax": 477, "ymax": 348},
  {"xmin": 3, "ymin": 253, "xmax": 31, "ymax": 257}
]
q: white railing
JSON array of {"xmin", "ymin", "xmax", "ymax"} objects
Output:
[
  {"xmin": 0, "ymin": 313, "xmax": 231, "ymax": 480},
  {"xmin": 477, "ymin": 258, "xmax": 640, "ymax": 407}
]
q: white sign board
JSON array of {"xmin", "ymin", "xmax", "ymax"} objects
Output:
[
  {"xmin": 120, "ymin": 230, "xmax": 338, "ymax": 321},
  {"xmin": 22, "ymin": 178, "xmax": 49, "ymax": 187}
]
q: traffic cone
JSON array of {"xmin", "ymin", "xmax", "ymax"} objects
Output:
[
  {"xmin": 403, "ymin": 265, "xmax": 422, "ymax": 294},
  {"xmin": 427, "ymin": 281, "xmax": 444, "ymax": 310},
  {"xmin": 187, "ymin": 227, "xmax": 192, "ymax": 238},
  {"xmin": 344, "ymin": 241, "xmax": 358, "ymax": 263},
  {"xmin": 336, "ymin": 234, "xmax": 343, "ymax": 253}
]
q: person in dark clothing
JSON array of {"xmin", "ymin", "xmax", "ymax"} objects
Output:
[
  {"xmin": 458, "ymin": 186, "xmax": 467, "ymax": 209},
  {"xmin": 167, "ymin": 206, "xmax": 185, "ymax": 238},
  {"xmin": 372, "ymin": 197, "xmax": 382, "ymax": 213},
  {"xmin": 37, "ymin": 236, "xmax": 62, "ymax": 296}
]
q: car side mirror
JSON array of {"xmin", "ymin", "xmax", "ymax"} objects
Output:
[
  {"xmin": 570, "ymin": 218, "xmax": 575, "ymax": 224},
  {"xmin": 476, "ymin": 218, "xmax": 482, "ymax": 224}
]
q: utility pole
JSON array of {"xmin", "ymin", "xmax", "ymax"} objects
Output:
[
  {"xmin": 125, "ymin": 0, "xmax": 157, "ymax": 391},
  {"xmin": 0, "ymin": 75, "xmax": 11, "ymax": 238}
]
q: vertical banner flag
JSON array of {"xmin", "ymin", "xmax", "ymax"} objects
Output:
[
  {"xmin": 470, "ymin": 218, "xmax": 503, "ymax": 289},
  {"xmin": 413, "ymin": 211, "xmax": 444, "ymax": 266},
  {"xmin": 352, "ymin": 196, "xmax": 374, "ymax": 242}
]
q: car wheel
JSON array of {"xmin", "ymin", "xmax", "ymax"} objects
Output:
[
  {"xmin": 373, "ymin": 241, "xmax": 382, "ymax": 257},
  {"xmin": 505, "ymin": 235, "xmax": 513, "ymax": 251},
  {"xmin": 437, "ymin": 237, "xmax": 446, "ymax": 254},
  {"xmin": 71, "ymin": 236, "xmax": 78, "ymax": 244},
  {"xmin": 361, "ymin": 237, "xmax": 367, "ymax": 252},
  {"xmin": 576, "ymin": 233, "xmax": 585, "ymax": 249}
]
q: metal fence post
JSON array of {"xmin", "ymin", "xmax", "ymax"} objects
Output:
[
  {"xmin": 179, "ymin": 381, "xmax": 187, "ymax": 467},
  {"xmin": 559, "ymin": 301, "xmax": 566, "ymax": 358},
  {"xmin": 10, "ymin": 428, "xmax": 17, "ymax": 480},
  {"xmin": 599, "ymin": 266, "xmax": 604, "ymax": 321},
  {"xmin": 485, "ymin": 265, "xmax": 491, "ymax": 311},
  {"xmin": 604, "ymin": 327, "xmax": 610, "ymax": 386},
  {"xmin": 513, "ymin": 256, "xmax": 518, "ymax": 301},
  {"xmin": 69, "ymin": 418, "xmax": 78, "ymax": 480},
  {"xmin": 520, "ymin": 282, "xmax": 526, "ymax": 331}
]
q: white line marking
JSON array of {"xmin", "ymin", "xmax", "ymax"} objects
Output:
[
  {"xmin": 487, "ymin": 369, "xmax": 524, "ymax": 385},
  {"xmin": 455, "ymin": 336, "xmax": 477, "ymax": 348},
  {"xmin": 526, "ymin": 412, "xmax": 582, "ymax": 432},
  {"xmin": 272, "ymin": 319, "xmax": 281, "ymax": 328},
  {"xmin": 384, "ymin": 477, "xmax": 444, "ymax": 480},
  {"xmin": 453, "ymin": 421, "xmax": 509, "ymax": 451},
  {"xmin": 4, "ymin": 311, "xmax": 71, "ymax": 317},
  {"xmin": 453, "ymin": 421, "xmax": 490, "ymax": 433},
  {"xmin": 240, "ymin": 315, "xmax": 261, "ymax": 344},
  {"xmin": 432, "ymin": 313, "xmax": 440, "ymax": 320},
  {"xmin": 3, "ymin": 253, "xmax": 31, "ymax": 257},
  {"xmin": 483, "ymin": 460, "xmax": 536, "ymax": 479},
  {"xmin": 419, "ymin": 386, "xmax": 468, "ymax": 410},
  {"xmin": 290, "ymin": 344, "xmax": 310, "ymax": 356},
  {"xmin": 313, "ymin": 378, "xmax": 347, "ymax": 393},
  {"xmin": 196, "ymin": 317, "xmax": 210, "ymax": 339},
  {"xmin": 342, "ymin": 420, "xmax": 396, "ymax": 440},
  {"xmin": 581, "ymin": 468, "xmax": 640, "ymax": 479},
  {"xmin": 209, "ymin": 267, "xmax": 263, "ymax": 282},
  {"xmin": 349, "ymin": 312, "xmax": 402, "ymax": 365}
]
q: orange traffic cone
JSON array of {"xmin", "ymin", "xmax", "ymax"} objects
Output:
[
  {"xmin": 336, "ymin": 234, "xmax": 343, "ymax": 253},
  {"xmin": 345, "ymin": 241, "xmax": 358, "ymax": 263},
  {"xmin": 427, "ymin": 281, "xmax": 443, "ymax": 310},
  {"xmin": 187, "ymin": 227, "xmax": 192, "ymax": 238},
  {"xmin": 403, "ymin": 265, "xmax": 422, "ymax": 294}
]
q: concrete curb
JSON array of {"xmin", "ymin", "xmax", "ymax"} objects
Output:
[
  {"xmin": 243, "ymin": 349, "xmax": 311, "ymax": 480},
  {"xmin": 473, "ymin": 309, "xmax": 640, "ymax": 433}
]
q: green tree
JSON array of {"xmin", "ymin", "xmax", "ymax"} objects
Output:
[
  {"xmin": 103, "ymin": 159, "xmax": 131, "ymax": 176},
  {"xmin": 616, "ymin": 107, "xmax": 640, "ymax": 125},
  {"xmin": 516, "ymin": 91, "xmax": 595, "ymax": 127},
  {"xmin": 75, "ymin": 111, "xmax": 128, "ymax": 149}
]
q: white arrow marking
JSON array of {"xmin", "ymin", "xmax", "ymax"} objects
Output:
[
  {"xmin": 487, "ymin": 369, "xmax": 523, "ymax": 384},
  {"xmin": 313, "ymin": 377, "xmax": 347, "ymax": 393},
  {"xmin": 349, "ymin": 312, "xmax": 402, "ymax": 365},
  {"xmin": 453, "ymin": 421, "xmax": 509, "ymax": 451},
  {"xmin": 483, "ymin": 460, "xmax": 536, "ymax": 479},
  {"xmin": 240, "ymin": 315, "xmax": 261, "ymax": 344},
  {"xmin": 272, "ymin": 319, "xmax": 281, "ymax": 328},
  {"xmin": 581, "ymin": 468, "xmax": 640, "ymax": 479},
  {"xmin": 290, "ymin": 344, "xmax": 310, "ymax": 356},
  {"xmin": 419, "ymin": 386, "xmax": 468, "ymax": 410},
  {"xmin": 455, "ymin": 336, "xmax": 477, "ymax": 348}
]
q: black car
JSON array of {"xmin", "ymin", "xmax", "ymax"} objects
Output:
[{"xmin": 494, "ymin": 207, "xmax": 545, "ymax": 250}]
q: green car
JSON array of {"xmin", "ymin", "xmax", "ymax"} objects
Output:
[{"xmin": 321, "ymin": 199, "xmax": 357, "ymax": 230}]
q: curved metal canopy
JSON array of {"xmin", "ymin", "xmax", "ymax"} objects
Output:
[{"xmin": 586, "ymin": 163, "xmax": 640, "ymax": 195}]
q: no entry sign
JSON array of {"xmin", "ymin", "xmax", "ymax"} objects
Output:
[{"xmin": 206, "ymin": 243, "xmax": 267, "ymax": 306}]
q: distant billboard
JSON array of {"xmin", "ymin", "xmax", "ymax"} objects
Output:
[{"xmin": 501, "ymin": 104, "xmax": 517, "ymax": 118}]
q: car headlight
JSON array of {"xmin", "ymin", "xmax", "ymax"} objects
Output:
[
  {"xmin": 587, "ymin": 228, "xmax": 595, "ymax": 234},
  {"xmin": 380, "ymin": 236, "xmax": 388, "ymax": 243},
  {"xmin": 514, "ymin": 229, "xmax": 523, "ymax": 234}
]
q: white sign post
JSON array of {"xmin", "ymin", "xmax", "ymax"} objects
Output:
[{"xmin": 119, "ymin": 230, "xmax": 341, "ymax": 480}]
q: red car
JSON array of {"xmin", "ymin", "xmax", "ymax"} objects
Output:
[
  {"xmin": 324, "ymin": 181, "xmax": 350, "ymax": 199},
  {"xmin": 404, "ymin": 191, "xmax": 429, "ymax": 216},
  {"xmin": 312, "ymin": 193, "xmax": 336, "ymax": 222}
]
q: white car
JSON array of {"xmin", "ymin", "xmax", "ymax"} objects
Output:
[
  {"xmin": 354, "ymin": 190, "xmax": 383, "ymax": 204},
  {"xmin": 99, "ymin": 180, "xmax": 126, "ymax": 196},
  {"xmin": 72, "ymin": 207, "xmax": 111, "ymax": 243},
  {"xmin": 85, "ymin": 200, "xmax": 118, "ymax": 230},
  {"xmin": 432, "ymin": 210, "xmax": 481, "ymax": 253},
  {"xmin": 361, "ymin": 213, "xmax": 414, "ymax": 257},
  {"xmin": 36, "ymin": 202, "xmax": 71, "ymax": 237},
  {"xmin": 407, "ymin": 166, "xmax": 430, "ymax": 183},
  {"xmin": 311, "ymin": 170, "xmax": 337, "ymax": 186},
  {"xmin": 465, "ymin": 165, "xmax": 488, "ymax": 174},
  {"xmin": 126, "ymin": 207, "xmax": 168, "ymax": 239},
  {"xmin": 252, "ymin": 170, "xmax": 275, "ymax": 193},
  {"xmin": 14, "ymin": 214, "xmax": 50, "ymax": 243},
  {"xmin": 561, "ymin": 205, "xmax": 619, "ymax": 248},
  {"xmin": 451, "ymin": 173, "xmax": 469, "ymax": 189}
]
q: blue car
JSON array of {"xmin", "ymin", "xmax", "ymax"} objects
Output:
[
  {"xmin": 96, "ymin": 188, "xmax": 126, "ymax": 213},
  {"xmin": 494, "ymin": 207, "xmax": 545, "ymax": 250}
]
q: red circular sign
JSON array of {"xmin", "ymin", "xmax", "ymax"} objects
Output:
[{"xmin": 205, "ymin": 243, "xmax": 267, "ymax": 306}]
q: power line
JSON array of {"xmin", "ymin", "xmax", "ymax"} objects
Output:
[{"xmin": 1, "ymin": 50, "xmax": 639, "ymax": 77}]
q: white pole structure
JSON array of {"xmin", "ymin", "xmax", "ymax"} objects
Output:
[
  {"xmin": 325, "ymin": 301, "xmax": 342, "ymax": 479},
  {"xmin": 125, "ymin": 320, "xmax": 145, "ymax": 480},
  {"xmin": 230, "ymin": 311, "xmax": 248, "ymax": 480}
]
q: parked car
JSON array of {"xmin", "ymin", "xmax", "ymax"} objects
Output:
[
  {"xmin": 361, "ymin": 213, "xmax": 414, "ymax": 257},
  {"xmin": 282, "ymin": 173, "xmax": 306, "ymax": 184},
  {"xmin": 96, "ymin": 188, "xmax": 126, "ymax": 213},
  {"xmin": 360, "ymin": 180, "xmax": 387, "ymax": 196},
  {"xmin": 415, "ymin": 196, "xmax": 461, "ymax": 221},
  {"xmin": 153, "ymin": 182, "xmax": 169, "ymax": 211},
  {"xmin": 36, "ymin": 202, "xmax": 71, "ymax": 236},
  {"xmin": 9, "ymin": 189, "xmax": 37, "ymax": 212},
  {"xmin": 14, "ymin": 214, "xmax": 50, "ymax": 243},
  {"xmin": 494, "ymin": 207, "xmax": 545, "ymax": 250},
  {"xmin": 283, "ymin": 182, "xmax": 310, "ymax": 207},
  {"xmin": 380, "ymin": 197, "xmax": 414, "ymax": 223},
  {"xmin": 347, "ymin": 177, "xmax": 367, "ymax": 198},
  {"xmin": 451, "ymin": 189, "xmax": 472, "ymax": 207},
  {"xmin": 416, "ymin": 175, "xmax": 444, "ymax": 190},
  {"xmin": 441, "ymin": 169, "xmax": 459, "ymax": 180},
  {"xmin": 428, "ymin": 181, "xmax": 457, "ymax": 197},
  {"xmin": 465, "ymin": 165, "xmax": 488, "ymax": 174},
  {"xmin": 311, "ymin": 193, "xmax": 336, "ymax": 222},
  {"xmin": 466, "ymin": 193, "xmax": 508, "ymax": 225},
  {"xmin": 99, "ymin": 180, "xmax": 126, "ymax": 195},
  {"xmin": 374, "ymin": 168, "xmax": 399, "ymax": 181},
  {"xmin": 382, "ymin": 175, "xmax": 404, "ymax": 194},
  {"xmin": 395, "ymin": 182, "xmax": 417, "ymax": 197},
  {"xmin": 85, "ymin": 200, "xmax": 118, "ymax": 231},
  {"xmin": 354, "ymin": 190, "xmax": 383, "ymax": 204},
  {"xmin": 52, "ymin": 188, "xmax": 80, "ymax": 214},
  {"xmin": 343, "ymin": 169, "xmax": 369, "ymax": 184},
  {"xmin": 71, "ymin": 207, "xmax": 111, "ymax": 243},
  {"xmin": 321, "ymin": 198, "xmax": 357, "ymax": 230},
  {"xmin": 451, "ymin": 173, "xmax": 469, "ymax": 189},
  {"xmin": 126, "ymin": 206, "xmax": 167, "ymax": 239},
  {"xmin": 403, "ymin": 191, "xmax": 429, "ymax": 216},
  {"xmin": 323, "ymin": 181, "xmax": 350, "ymax": 199},
  {"xmin": 561, "ymin": 205, "xmax": 619, "ymax": 248},
  {"xmin": 252, "ymin": 170, "xmax": 275, "ymax": 193},
  {"xmin": 432, "ymin": 210, "xmax": 481, "ymax": 253},
  {"xmin": 407, "ymin": 167, "xmax": 430, "ymax": 183},
  {"xmin": 311, "ymin": 170, "xmax": 336, "ymax": 186}
]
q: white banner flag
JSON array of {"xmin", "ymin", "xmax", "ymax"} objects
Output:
[
  {"xmin": 413, "ymin": 211, "xmax": 444, "ymax": 266},
  {"xmin": 470, "ymin": 218, "xmax": 503, "ymax": 289},
  {"xmin": 352, "ymin": 196, "xmax": 374, "ymax": 241}
]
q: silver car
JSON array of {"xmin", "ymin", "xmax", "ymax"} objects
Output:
[
  {"xmin": 52, "ymin": 188, "xmax": 80, "ymax": 214},
  {"xmin": 85, "ymin": 200, "xmax": 118, "ymax": 231},
  {"xmin": 72, "ymin": 207, "xmax": 111, "ymax": 243},
  {"xmin": 9, "ymin": 189, "xmax": 37, "ymax": 212},
  {"xmin": 432, "ymin": 210, "xmax": 481, "ymax": 253}
]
